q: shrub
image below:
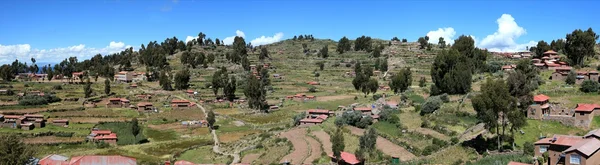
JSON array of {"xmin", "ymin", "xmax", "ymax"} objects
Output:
[
  {"xmin": 419, "ymin": 77, "xmax": 427, "ymax": 87},
  {"xmin": 345, "ymin": 63, "xmax": 352, "ymax": 67},
  {"xmin": 420, "ymin": 96, "xmax": 443, "ymax": 115},
  {"xmin": 439, "ymin": 93, "xmax": 449, "ymax": 103},
  {"xmin": 565, "ymin": 70, "xmax": 576, "ymax": 85},
  {"xmin": 450, "ymin": 137, "xmax": 459, "ymax": 145},
  {"xmin": 523, "ymin": 141, "xmax": 534, "ymax": 156},
  {"xmin": 372, "ymin": 94, "xmax": 382, "ymax": 100},
  {"xmin": 308, "ymin": 86, "xmax": 317, "ymax": 93},
  {"xmin": 52, "ymin": 85, "xmax": 63, "ymax": 90},
  {"xmin": 581, "ymin": 80, "xmax": 599, "ymax": 93}
]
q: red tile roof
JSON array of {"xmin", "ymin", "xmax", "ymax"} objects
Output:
[
  {"xmin": 507, "ymin": 161, "xmax": 532, "ymax": 165},
  {"xmin": 172, "ymin": 99, "xmax": 190, "ymax": 103},
  {"xmin": 174, "ymin": 160, "xmax": 199, "ymax": 165},
  {"xmin": 300, "ymin": 118, "xmax": 323, "ymax": 123},
  {"xmin": 546, "ymin": 63, "xmax": 560, "ymax": 67},
  {"xmin": 555, "ymin": 66, "xmax": 572, "ymax": 71},
  {"xmin": 3, "ymin": 115, "xmax": 21, "ymax": 119},
  {"xmin": 91, "ymin": 130, "xmax": 112, "ymax": 135},
  {"xmin": 307, "ymin": 81, "xmax": 320, "ymax": 85},
  {"xmin": 94, "ymin": 133, "xmax": 117, "ymax": 140},
  {"xmin": 533, "ymin": 94, "xmax": 550, "ymax": 102},
  {"xmin": 186, "ymin": 90, "xmax": 194, "ymax": 93},
  {"xmin": 24, "ymin": 114, "xmax": 44, "ymax": 118},
  {"xmin": 564, "ymin": 138, "xmax": 600, "ymax": 157},
  {"xmin": 69, "ymin": 155, "xmax": 136, "ymax": 165},
  {"xmin": 354, "ymin": 107, "xmax": 372, "ymax": 111},
  {"xmin": 120, "ymin": 98, "xmax": 130, "ymax": 102},
  {"xmin": 575, "ymin": 103, "xmax": 600, "ymax": 112},
  {"xmin": 317, "ymin": 115, "xmax": 329, "ymax": 120},
  {"xmin": 108, "ymin": 98, "xmax": 121, "ymax": 101},
  {"xmin": 501, "ymin": 65, "xmax": 513, "ymax": 69},
  {"xmin": 553, "ymin": 135, "xmax": 585, "ymax": 146},
  {"xmin": 329, "ymin": 152, "xmax": 361, "ymax": 164},
  {"xmin": 543, "ymin": 50, "xmax": 558, "ymax": 55}
]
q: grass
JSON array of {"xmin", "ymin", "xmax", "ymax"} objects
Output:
[
  {"xmin": 140, "ymin": 137, "xmax": 213, "ymax": 157},
  {"xmin": 0, "ymin": 124, "xmax": 91, "ymax": 136},
  {"xmin": 592, "ymin": 116, "xmax": 600, "ymax": 128},
  {"xmin": 96, "ymin": 122, "xmax": 146, "ymax": 145},
  {"xmin": 144, "ymin": 128, "xmax": 178, "ymax": 142},
  {"xmin": 514, "ymin": 119, "xmax": 586, "ymax": 147},
  {"xmin": 178, "ymin": 146, "xmax": 232, "ymax": 164}
]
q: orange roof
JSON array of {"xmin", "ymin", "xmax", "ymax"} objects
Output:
[
  {"xmin": 543, "ymin": 50, "xmax": 558, "ymax": 55},
  {"xmin": 171, "ymin": 99, "xmax": 190, "ymax": 103},
  {"xmin": 317, "ymin": 115, "xmax": 329, "ymax": 120},
  {"xmin": 186, "ymin": 89, "xmax": 194, "ymax": 93},
  {"xmin": 300, "ymin": 118, "xmax": 323, "ymax": 123},
  {"xmin": 130, "ymin": 83, "xmax": 137, "ymax": 87},
  {"xmin": 501, "ymin": 65, "xmax": 513, "ymax": 69},
  {"xmin": 533, "ymin": 94, "xmax": 550, "ymax": 102},
  {"xmin": 550, "ymin": 135, "xmax": 585, "ymax": 146},
  {"xmin": 69, "ymin": 155, "xmax": 136, "ymax": 165},
  {"xmin": 507, "ymin": 161, "xmax": 532, "ymax": 165},
  {"xmin": 575, "ymin": 103, "xmax": 600, "ymax": 112},
  {"xmin": 328, "ymin": 152, "xmax": 361, "ymax": 164},
  {"xmin": 534, "ymin": 137, "xmax": 553, "ymax": 145},
  {"xmin": 306, "ymin": 95, "xmax": 315, "ymax": 98},
  {"xmin": 94, "ymin": 133, "xmax": 117, "ymax": 140},
  {"xmin": 354, "ymin": 107, "xmax": 372, "ymax": 111},
  {"xmin": 307, "ymin": 81, "xmax": 320, "ymax": 85},
  {"xmin": 137, "ymin": 102, "xmax": 153, "ymax": 107},
  {"xmin": 120, "ymin": 98, "xmax": 129, "ymax": 102},
  {"xmin": 3, "ymin": 115, "xmax": 21, "ymax": 119},
  {"xmin": 92, "ymin": 130, "xmax": 112, "ymax": 135},
  {"xmin": 546, "ymin": 63, "xmax": 560, "ymax": 67},
  {"xmin": 24, "ymin": 114, "xmax": 44, "ymax": 118},
  {"xmin": 555, "ymin": 66, "xmax": 572, "ymax": 71}
]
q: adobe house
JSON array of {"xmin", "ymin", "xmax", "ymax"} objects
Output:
[
  {"xmin": 299, "ymin": 118, "xmax": 324, "ymax": 125},
  {"xmin": 106, "ymin": 98, "xmax": 130, "ymax": 108},
  {"xmin": 52, "ymin": 119, "xmax": 69, "ymax": 127},
  {"xmin": 534, "ymin": 63, "xmax": 546, "ymax": 70},
  {"xmin": 551, "ymin": 67, "xmax": 572, "ymax": 81},
  {"xmin": 114, "ymin": 71, "xmax": 133, "ymax": 83},
  {"xmin": 27, "ymin": 90, "xmax": 44, "ymax": 96},
  {"xmin": 1, "ymin": 115, "xmax": 20, "ymax": 128},
  {"xmin": 71, "ymin": 72, "xmax": 84, "ymax": 81},
  {"xmin": 547, "ymin": 62, "xmax": 561, "ymax": 71},
  {"xmin": 136, "ymin": 102, "xmax": 154, "ymax": 112},
  {"xmin": 574, "ymin": 104, "xmax": 598, "ymax": 125},
  {"xmin": 502, "ymin": 65, "xmax": 515, "ymax": 71},
  {"xmin": 576, "ymin": 71, "xmax": 590, "ymax": 84},
  {"xmin": 543, "ymin": 50, "xmax": 558, "ymax": 57},
  {"xmin": 534, "ymin": 129, "xmax": 600, "ymax": 165},
  {"xmin": 329, "ymin": 152, "xmax": 363, "ymax": 165},
  {"xmin": 305, "ymin": 95, "xmax": 316, "ymax": 101},
  {"xmin": 21, "ymin": 123, "xmax": 33, "ymax": 130},
  {"xmin": 307, "ymin": 109, "xmax": 334, "ymax": 116},
  {"xmin": 589, "ymin": 70, "xmax": 599, "ymax": 82},
  {"xmin": 171, "ymin": 99, "xmax": 194, "ymax": 109},
  {"xmin": 528, "ymin": 94, "xmax": 551, "ymax": 119},
  {"xmin": 24, "ymin": 114, "xmax": 45, "ymax": 128},
  {"xmin": 354, "ymin": 107, "xmax": 372, "ymax": 115},
  {"xmin": 185, "ymin": 89, "xmax": 195, "ymax": 96},
  {"xmin": 89, "ymin": 129, "xmax": 118, "ymax": 145},
  {"xmin": 273, "ymin": 74, "xmax": 283, "ymax": 79}
]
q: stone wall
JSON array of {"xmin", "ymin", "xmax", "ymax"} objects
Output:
[{"xmin": 542, "ymin": 115, "xmax": 590, "ymax": 128}]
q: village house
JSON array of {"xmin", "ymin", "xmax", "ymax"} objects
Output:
[
  {"xmin": 106, "ymin": 98, "xmax": 130, "ymax": 108},
  {"xmin": 114, "ymin": 71, "xmax": 133, "ymax": 83},
  {"xmin": 88, "ymin": 129, "xmax": 118, "ymax": 145},
  {"xmin": 250, "ymin": 64, "xmax": 257, "ymax": 71},
  {"xmin": 551, "ymin": 67, "xmax": 573, "ymax": 81},
  {"xmin": 502, "ymin": 65, "xmax": 517, "ymax": 71},
  {"xmin": 181, "ymin": 120, "xmax": 208, "ymax": 127},
  {"xmin": 136, "ymin": 94, "xmax": 152, "ymax": 100},
  {"xmin": 0, "ymin": 89, "xmax": 9, "ymax": 95},
  {"xmin": 171, "ymin": 99, "xmax": 195, "ymax": 109},
  {"xmin": 379, "ymin": 85, "xmax": 390, "ymax": 91},
  {"xmin": 329, "ymin": 152, "xmax": 363, "ymax": 165},
  {"xmin": 354, "ymin": 107, "xmax": 372, "ymax": 115},
  {"xmin": 507, "ymin": 162, "xmax": 532, "ymax": 165},
  {"xmin": 288, "ymin": 93, "xmax": 317, "ymax": 101},
  {"xmin": 534, "ymin": 129, "xmax": 600, "ymax": 165},
  {"xmin": 528, "ymin": 94, "xmax": 551, "ymax": 119},
  {"xmin": 307, "ymin": 109, "xmax": 334, "ymax": 117},
  {"xmin": 273, "ymin": 74, "xmax": 283, "ymax": 79},
  {"xmin": 136, "ymin": 102, "xmax": 154, "ymax": 112},
  {"xmin": 574, "ymin": 70, "xmax": 600, "ymax": 84},
  {"xmin": 71, "ymin": 72, "xmax": 84, "ymax": 81},
  {"xmin": 39, "ymin": 155, "xmax": 137, "ymax": 165},
  {"xmin": 0, "ymin": 114, "xmax": 45, "ymax": 130},
  {"xmin": 51, "ymin": 119, "xmax": 69, "ymax": 127},
  {"xmin": 299, "ymin": 118, "xmax": 325, "ymax": 125},
  {"xmin": 185, "ymin": 89, "xmax": 196, "ymax": 97},
  {"xmin": 307, "ymin": 81, "xmax": 320, "ymax": 85},
  {"xmin": 574, "ymin": 104, "xmax": 599, "ymax": 126}
]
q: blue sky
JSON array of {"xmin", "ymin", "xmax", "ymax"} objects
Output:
[{"xmin": 1, "ymin": 0, "xmax": 599, "ymax": 64}]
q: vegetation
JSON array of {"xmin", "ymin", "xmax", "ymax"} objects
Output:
[
  {"xmin": 331, "ymin": 127, "xmax": 345, "ymax": 161},
  {"xmin": 390, "ymin": 67, "xmax": 412, "ymax": 94},
  {"xmin": 0, "ymin": 134, "xmax": 36, "ymax": 165}
]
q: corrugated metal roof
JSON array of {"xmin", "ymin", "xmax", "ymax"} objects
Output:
[{"xmin": 69, "ymin": 155, "xmax": 136, "ymax": 165}]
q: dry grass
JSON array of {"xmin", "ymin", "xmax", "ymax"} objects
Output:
[
  {"xmin": 23, "ymin": 136, "xmax": 85, "ymax": 144},
  {"xmin": 219, "ymin": 130, "xmax": 260, "ymax": 143},
  {"xmin": 67, "ymin": 117, "xmax": 129, "ymax": 123}
]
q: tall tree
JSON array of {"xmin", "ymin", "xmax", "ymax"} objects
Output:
[
  {"xmin": 418, "ymin": 37, "xmax": 428, "ymax": 49},
  {"xmin": 565, "ymin": 28, "xmax": 598, "ymax": 66},
  {"xmin": 159, "ymin": 70, "xmax": 172, "ymax": 91},
  {"xmin": 390, "ymin": 67, "xmax": 412, "ymax": 93},
  {"xmin": 212, "ymin": 67, "xmax": 228, "ymax": 96},
  {"xmin": 215, "ymin": 38, "xmax": 221, "ymax": 46},
  {"xmin": 320, "ymin": 46, "xmax": 329, "ymax": 58},
  {"xmin": 357, "ymin": 127, "xmax": 377, "ymax": 160},
  {"xmin": 380, "ymin": 58, "xmax": 388, "ymax": 72},
  {"xmin": 438, "ymin": 37, "xmax": 446, "ymax": 48},
  {"xmin": 84, "ymin": 78, "xmax": 92, "ymax": 98},
  {"xmin": 0, "ymin": 134, "xmax": 36, "ymax": 165},
  {"xmin": 0, "ymin": 64, "xmax": 14, "ymax": 81},
  {"xmin": 354, "ymin": 36, "xmax": 373, "ymax": 52},
  {"xmin": 372, "ymin": 46, "xmax": 381, "ymax": 58},
  {"xmin": 244, "ymin": 74, "xmax": 267, "ymax": 111},
  {"xmin": 231, "ymin": 36, "xmax": 247, "ymax": 64},
  {"xmin": 472, "ymin": 78, "xmax": 518, "ymax": 151},
  {"xmin": 104, "ymin": 79, "xmax": 111, "ymax": 95},
  {"xmin": 223, "ymin": 76, "xmax": 237, "ymax": 102},
  {"xmin": 174, "ymin": 68, "xmax": 191, "ymax": 90},
  {"xmin": 533, "ymin": 40, "xmax": 551, "ymax": 58},
  {"xmin": 131, "ymin": 118, "xmax": 140, "ymax": 136},
  {"xmin": 431, "ymin": 49, "xmax": 472, "ymax": 94},
  {"xmin": 259, "ymin": 47, "xmax": 269, "ymax": 61},
  {"xmin": 207, "ymin": 110, "xmax": 216, "ymax": 129},
  {"xmin": 337, "ymin": 37, "xmax": 352, "ymax": 54},
  {"xmin": 331, "ymin": 127, "xmax": 346, "ymax": 161}
]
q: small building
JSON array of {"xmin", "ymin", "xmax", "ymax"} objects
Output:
[
  {"xmin": 114, "ymin": 71, "xmax": 133, "ymax": 83},
  {"xmin": 20, "ymin": 122, "xmax": 33, "ymax": 130},
  {"xmin": 354, "ymin": 107, "xmax": 372, "ymax": 115},
  {"xmin": 0, "ymin": 89, "xmax": 9, "ymax": 95},
  {"xmin": 68, "ymin": 155, "xmax": 136, "ymax": 165},
  {"xmin": 329, "ymin": 152, "xmax": 363, "ymax": 165},
  {"xmin": 106, "ymin": 98, "xmax": 130, "ymax": 108},
  {"xmin": 90, "ymin": 129, "xmax": 118, "ymax": 145},
  {"xmin": 129, "ymin": 83, "xmax": 138, "ymax": 88},
  {"xmin": 299, "ymin": 118, "xmax": 324, "ymax": 125},
  {"xmin": 52, "ymin": 119, "xmax": 69, "ymax": 127},
  {"xmin": 534, "ymin": 132, "xmax": 600, "ymax": 165},
  {"xmin": 307, "ymin": 109, "xmax": 333, "ymax": 116},
  {"xmin": 171, "ymin": 99, "xmax": 194, "ymax": 109},
  {"xmin": 574, "ymin": 104, "xmax": 598, "ymax": 125},
  {"xmin": 501, "ymin": 65, "xmax": 515, "ymax": 71},
  {"xmin": 136, "ymin": 102, "xmax": 154, "ymax": 112},
  {"xmin": 386, "ymin": 101, "xmax": 399, "ymax": 109},
  {"xmin": 71, "ymin": 72, "xmax": 84, "ymax": 81},
  {"xmin": 528, "ymin": 94, "xmax": 551, "ymax": 119},
  {"xmin": 307, "ymin": 81, "xmax": 320, "ymax": 85},
  {"xmin": 136, "ymin": 94, "xmax": 152, "ymax": 100},
  {"xmin": 551, "ymin": 67, "xmax": 572, "ymax": 81}
]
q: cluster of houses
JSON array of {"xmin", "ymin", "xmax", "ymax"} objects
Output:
[
  {"xmin": 299, "ymin": 109, "xmax": 334, "ymax": 125},
  {"xmin": 533, "ymin": 129, "xmax": 600, "ymax": 165},
  {"xmin": 493, "ymin": 51, "xmax": 533, "ymax": 59},
  {"xmin": 181, "ymin": 120, "xmax": 208, "ymax": 127},
  {"xmin": 286, "ymin": 93, "xmax": 317, "ymax": 102},
  {"xmin": 105, "ymin": 97, "xmax": 157, "ymax": 113},
  {"xmin": 528, "ymin": 94, "xmax": 600, "ymax": 128},
  {"xmin": 87, "ymin": 128, "xmax": 118, "ymax": 145},
  {"xmin": 0, "ymin": 114, "xmax": 67, "ymax": 130}
]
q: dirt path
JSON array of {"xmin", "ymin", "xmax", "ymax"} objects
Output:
[
  {"xmin": 346, "ymin": 126, "xmax": 416, "ymax": 161},
  {"xmin": 311, "ymin": 131, "xmax": 332, "ymax": 156},
  {"xmin": 303, "ymin": 136, "xmax": 323, "ymax": 164},
  {"xmin": 241, "ymin": 153, "xmax": 261, "ymax": 164},
  {"xmin": 279, "ymin": 128, "xmax": 309, "ymax": 164}
]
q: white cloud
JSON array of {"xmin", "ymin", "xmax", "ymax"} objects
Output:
[
  {"xmin": 426, "ymin": 27, "xmax": 456, "ymax": 44},
  {"xmin": 0, "ymin": 41, "xmax": 133, "ymax": 64},
  {"xmin": 478, "ymin": 14, "xmax": 535, "ymax": 52},
  {"xmin": 250, "ymin": 32, "xmax": 284, "ymax": 46},
  {"xmin": 222, "ymin": 30, "xmax": 246, "ymax": 45},
  {"xmin": 185, "ymin": 36, "xmax": 198, "ymax": 44}
]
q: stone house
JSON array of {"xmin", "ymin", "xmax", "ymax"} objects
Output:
[
  {"xmin": 136, "ymin": 102, "xmax": 154, "ymax": 112},
  {"xmin": 52, "ymin": 119, "xmax": 69, "ymax": 127},
  {"xmin": 535, "ymin": 129, "xmax": 600, "ymax": 165},
  {"xmin": 106, "ymin": 98, "xmax": 130, "ymax": 108}
]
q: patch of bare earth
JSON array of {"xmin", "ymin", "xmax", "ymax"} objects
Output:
[
  {"xmin": 279, "ymin": 128, "xmax": 309, "ymax": 164},
  {"xmin": 414, "ymin": 127, "xmax": 450, "ymax": 141},
  {"xmin": 241, "ymin": 153, "xmax": 261, "ymax": 164},
  {"xmin": 316, "ymin": 95, "xmax": 354, "ymax": 102},
  {"xmin": 311, "ymin": 130, "xmax": 332, "ymax": 156},
  {"xmin": 346, "ymin": 126, "xmax": 416, "ymax": 161},
  {"xmin": 303, "ymin": 136, "xmax": 323, "ymax": 164}
]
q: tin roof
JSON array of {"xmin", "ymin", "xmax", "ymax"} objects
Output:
[
  {"xmin": 533, "ymin": 94, "xmax": 550, "ymax": 102},
  {"xmin": 69, "ymin": 155, "xmax": 136, "ymax": 165},
  {"xmin": 564, "ymin": 138, "xmax": 600, "ymax": 157}
]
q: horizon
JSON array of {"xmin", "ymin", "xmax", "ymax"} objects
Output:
[{"xmin": 1, "ymin": 0, "xmax": 600, "ymax": 64}]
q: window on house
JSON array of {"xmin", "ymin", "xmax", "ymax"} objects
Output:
[
  {"xmin": 539, "ymin": 146, "xmax": 547, "ymax": 153},
  {"xmin": 581, "ymin": 112, "xmax": 584, "ymax": 116},
  {"xmin": 570, "ymin": 154, "xmax": 581, "ymax": 165}
]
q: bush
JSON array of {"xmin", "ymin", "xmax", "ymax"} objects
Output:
[
  {"xmin": 566, "ymin": 70, "xmax": 576, "ymax": 85},
  {"xmin": 419, "ymin": 77, "xmax": 427, "ymax": 87},
  {"xmin": 52, "ymin": 85, "xmax": 63, "ymax": 90},
  {"xmin": 345, "ymin": 63, "xmax": 352, "ymax": 67},
  {"xmin": 581, "ymin": 80, "xmax": 599, "ymax": 93},
  {"xmin": 420, "ymin": 96, "xmax": 443, "ymax": 115},
  {"xmin": 523, "ymin": 141, "xmax": 534, "ymax": 156},
  {"xmin": 356, "ymin": 116, "xmax": 373, "ymax": 128},
  {"xmin": 308, "ymin": 86, "xmax": 317, "ymax": 93},
  {"xmin": 439, "ymin": 93, "xmax": 449, "ymax": 103},
  {"xmin": 450, "ymin": 137, "xmax": 459, "ymax": 145},
  {"xmin": 372, "ymin": 94, "xmax": 382, "ymax": 100},
  {"xmin": 19, "ymin": 95, "xmax": 62, "ymax": 106}
]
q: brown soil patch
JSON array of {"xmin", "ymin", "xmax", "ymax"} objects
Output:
[
  {"xmin": 0, "ymin": 101, "xmax": 18, "ymax": 106},
  {"xmin": 279, "ymin": 128, "xmax": 309, "ymax": 164},
  {"xmin": 311, "ymin": 130, "xmax": 332, "ymax": 156},
  {"xmin": 303, "ymin": 136, "xmax": 323, "ymax": 164},
  {"xmin": 241, "ymin": 153, "xmax": 261, "ymax": 164},
  {"xmin": 67, "ymin": 117, "xmax": 128, "ymax": 123},
  {"xmin": 316, "ymin": 95, "xmax": 354, "ymax": 102},
  {"xmin": 414, "ymin": 127, "xmax": 450, "ymax": 141},
  {"xmin": 219, "ymin": 130, "xmax": 260, "ymax": 143},
  {"xmin": 346, "ymin": 126, "xmax": 416, "ymax": 161}
]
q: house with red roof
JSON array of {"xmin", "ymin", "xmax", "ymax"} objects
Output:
[
  {"xmin": 171, "ymin": 99, "xmax": 195, "ymax": 110},
  {"xmin": 354, "ymin": 107, "xmax": 372, "ymax": 115},
  {"xmin": 551, "ymin": 66, "xmax": 573, "ymax": 81},
  {"xmin": 329, "ymin": 152, "xmax": 363, "ymax": 165},
  {"xmin": 88, "ymin": 129, "xmax": 118, "ymax": 145},
  {"xmin": 0, "ymin": 114, "xmax": 45, "ymax": 130},
  {"xmin": 307, "ymin": 109, "xmax": 334, "ymax": 116},
  {"xmin": 528, "ymin": 94, "xmax": 551, "ymax": 119},
  {"xmin": 136, "ymin": 94, "xmax": 152, "ymax": 100},
  {"xmin": 52, "ymin": 119, "xmax": 69, "ymax": 127},
  {"xmin": 307, "ymin": 81, "xmax": 320, "ymax": 85},
  {"xmin": 136, "ymin": 102, "xmax": 154, "ymax": 112},
  {"xmin": 574, "ymin": 104, "xmax": 600, "ymax": 123},
  {"xmin": 534, "ymin": 129, "xmax": 600, "ymax": 165},
  {"xmin": 106, "ymin": 98, "xmax": 130, "ymax": 108},
  {"xmin": 38, "ymin": 154, "xmax": 69, "ymax": 165}
]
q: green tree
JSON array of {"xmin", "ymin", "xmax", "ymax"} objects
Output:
[
  {"xmin": 438, "ymin": 37, "xmax": 446, "ymax": 48},
  {"xmin": 431, "ymin": 49, "xmax": 472, "ymax": 94},
  {"xmin": 207, "ymin": 110, "xmax": 216, "ymax": 129},
  {"xmin": 131, "ymin": 117, "xmax": 140, "ymax": 136},
  {"xmin": 581, "ymin": 80, "xmax": 599, "ymax": 93},
  {"xmin": 565, "ymin": 28, "xmax": 598, "ymax": 66},
  {"xmin": 358, "ymin": 127, "xmax": 377, "ymax": 154},
  {"xmin": 174, "ymin": 68, "xmax": 191, "ymax": 90},
  {"xmin": 362, "ymin": 78, "xmax": 378, "ymax": 96},
  {"xmin": 472, "ymin": 78, "xmax": 518, "ymax": 151},
  {"xmin": 331, "ymin": 127, "xmax": 346, "ymax": 161},
  {"xmin": 533, "ymin": 40, "xmax": 551, "ymax": 58},
  {"xmin": 104, "ymin": 79, "xmax": 111, "ymax": 95},
  {"xmin": 215, "ymin": 38, "xmax": 221, "ymax": 46},
  {"xmin": 241, "ymin": 56, "xmax": 250, "ymax": 71},
  {"xmin": 374, "ymin": 58, "xmax": 381, "ymax": 71},
  {"xmin": 259, "ymin": 47, "xmax": 269, "ymax": 61},
  {"xmin": 389, "ymin": 67, "xmax": 412, "ymax": 93},
  {"xmin": 212, "ymin": 67, "xmax": 228, "ymax": 96},
  {"xmin": 223, "ymin": 76, "xmax": 237, "ymax": 102},
  {"xmin": 84, "ymin": 78, "xmax": 92, "ymax": 98},
  {"xmin": 354, "ymin": 36, "xmax": 373, "ymax": 52},
  {"xmin": 159, "ymin": 70, "xmax": 172, "ymax": 91},
  {"xmin": 551, "ymin": 39, "xmax": 566, "ymax": 53},
  {"xmin": 353, "ymin": 62, "xmax": 362, "ymax": 75},
  {"xmin": 381, "ymin": 58, "xmax": 388, "ymax": 72},
  {"xmin": 231, "ymin": 36, "xmax": 247, "ymax": 64},
  {"xmin": 523, "ymin": 141, "xmax": 534, "ymax": 156},
  {"xmin": 316, "ymin": 61, "xmax": 325, "ymax": 71},
  {"xmin": 372, "ymin": 46, "xmax": 381, "ymax": 58},
  {"xmin": 418, "ymin": 37, "xmax": 428, "ymax": 49},
  {"xmin": 402, "ymin": 38, "xmax": 407, "ymax": 42},
  {"xmin": 244, "ymin": 74, "xmax": 267, "ymax": 111},
  {"xmin": 419, "ymin": 77, "xmax": 427, "ymax": 87},
  {"xmin": 0, "ymin": 134, "xmax": 36, "ymax": 165},
  {"xmin": 320, "ymin": 46, "xmax": 329, "ymax": 58},
  {"xmin": 207, "ymin": 53, "xmax": 215, "ymax": 64},
  {"xmin": 566, "ymin": 70, "xmax": 576, "ymax": 85},
  {"xmin": 0, "ymin": 64, "xmax": 14, "ymax": 81}
]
